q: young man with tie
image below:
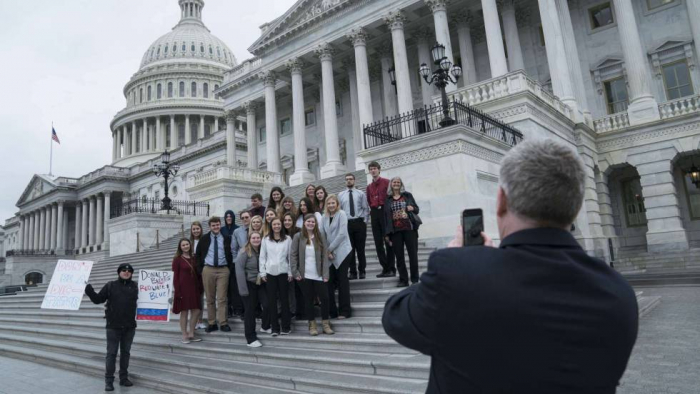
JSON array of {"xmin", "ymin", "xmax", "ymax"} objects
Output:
[
  {"xmin": 195, "ymin": 216, "xmax": 233, "ymax": 333},
  {"xmin": 365, "ymin": 162, "xmax": 395, "ymax": 277},
  {"xmin": 338, "ymin": 173, "xmax": 370, "ymax": 279}
]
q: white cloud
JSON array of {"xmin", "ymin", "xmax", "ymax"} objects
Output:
[{"xmin": 0, "ymin": 0, "xmax": 297, "ymax": 223}]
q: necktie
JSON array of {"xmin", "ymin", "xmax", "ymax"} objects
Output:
[
  {"xmin": 213, "ymin": 235, "xmax": 219, "ymax": 267},
  {"xmin": 349, "ymin": 190, "xmax": 356, "ymax": 217}
]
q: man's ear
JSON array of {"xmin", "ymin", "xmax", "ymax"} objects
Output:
[{"xmin": 497, "ymin": 187, "xmax": 508, "ymax": 217}]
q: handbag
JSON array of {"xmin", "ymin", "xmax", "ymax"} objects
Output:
[{"xmin": 408, "ymin": 211, "xmax": 422, "ymax": 228}]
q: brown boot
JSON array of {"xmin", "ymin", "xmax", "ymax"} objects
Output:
[
  {"xmin": 309, "ymin": 320, "xmax": 319, "ymax": 336},
  {"xmin": 322, "ymin": 320, "xmax": 335, "ymax": 335}
]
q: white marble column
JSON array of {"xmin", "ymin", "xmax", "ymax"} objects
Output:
[
  {"xmin": 142, "ymin": 119, "xmax": 148, "ymax": 152},
  {"xmin": 244, "ymin": 102, "xmax": 258, "ymax": 169},
  {"xmin": 556, "ymin": 0, "xmax": 591, "ymax": 118},
  {"xmin": 612, "ymin": 0, "xmax": 660, "ymax": 125},
  {"xmin": 88, "ymin": 196, "xmax": 96, "ymax": 248},
  {"xmin": 345, "ymin": 59, "xmax": 361, "ymax": 160},
  {"xmin": 156, "ymin": 116, "xmax": 162, "ymax": 151},
  {"xmin": 74, "ymin": 204, "xmax": 81, "ymax": 250},
  {"xmin": 451, "ymin": 12, "xmax": 478, "ymax": 86},
  {"xmin": 425, "ymin": 0, "xmax": 456, "ymax": 93},
  {"xmin": 500, "ymin": 0, "xmax": 524, "ymax": 72},
  {"xmin": 18, "ymin": 216, "xmax": 24, "ymax": 250},
  {"xmin": 96, "ymin": 195, "xmax": 104, "ymax": 246},
  {"xmin": 56, "ymin": 201, "xmax": 64, "ymax": 253},
  {"xmin": 378, "ymin": 42, "xmax": 398, "ymax": 118},
  {"xmin": 130, "ymin": 121, "xmax": 137, "ymax": 155},
  {"xmin": 225, "ymin": 110, "xmax": 237, "ymax": 166},
  {"xmin": 81, "ymin": 199, "xmax": 88, "ymax": 249},
  {"xmin": 413, "ymin": 28, "xmax": 435, "ymax": 106},
  {"xmin": 482, "ymin": 0, "xmax": 509, "ymax": 77},
  {"xmin": 103, "ymin": 191, "xmax": 111, "ymax": 249},
  {"xmin": 214, "ymin": 117, "xmax": 219, "ymax": 133},
  {"xmin": 385, "ymin": 11, "xmax": 414, "ymax": 121},
  {"xmin": 688, "ymin": 1, "xmax": 700, "ymax": 72},
  {"xmin": 112, "ymin": 132, "xmax": 117, "ymax": 161},
  {"xmin": 538, "ymin": 0, "xmax": 577, "ymax": 111},
  {"xmin": 39, "ymin": 208, "xmax": 46, "ymax": 250},
  {"xmin": 119, "ymin": 126, "xmax": 125, "ymax": 158},
  {"xmin": 261, "ymin": 71, "xmax": 281, "ymax": 173},
  {"xmin": 316, "ymin": 43, "xmax": 346, "ymax": 178},
  {"xmin": 50, "ymin": 204, "xmax": 57, "ymax": 250},
  {"xmin": 287, "ymin": 58, "xmax": 315, "ymax": 185},
  {"xmin": 348, "ymin": 28, "xmax": 374, "ymax": 152},
  {"xmin": 185, "ymin": 115, "xmax": 192, "ymax": 145},
  {"xmin": 29, "ymin": 212, "xmax": 35, "ymax": 250},
  {"xmin": 170, "ymin": 115, "xmax": 177, "ymax": 149},
  {"xmin": 198, "ymin": 116, "xmax": 205, "ymax": 139}
]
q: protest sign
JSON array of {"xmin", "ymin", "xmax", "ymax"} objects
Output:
[
  {"xmin": 41, "ymin": 260, "xmax": 94, "ymax": 310},
  {"xmin": 136, "ymin": 269, "xmax": 173, "ymax": 322}
]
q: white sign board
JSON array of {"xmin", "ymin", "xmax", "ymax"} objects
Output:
[
  {"xmin": 41, "ymin": 260, "xmax": 94, "ymax": 310},
  {"xmin": 136, "ymin": 269, "xmax": 173, "ymax": 322}
]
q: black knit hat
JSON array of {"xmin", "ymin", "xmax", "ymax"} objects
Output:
[{"xmin": 117, "ymin": 263, "xmax": 134, "ymax": 274}]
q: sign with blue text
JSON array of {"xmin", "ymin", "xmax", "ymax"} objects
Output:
[
  {"xmin": 41, "ymin": 260, "xmax": 94, "ymax": 310},
  {"xmin": 136, "ymin": 269, "xmax": 173, "ymax": 322}
]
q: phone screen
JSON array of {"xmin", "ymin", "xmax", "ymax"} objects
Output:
[{"xmin": 462, "ymin": 209, "xmax": 484, "ymax": 246}]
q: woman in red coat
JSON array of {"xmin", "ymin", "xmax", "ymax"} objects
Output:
[{"xmin": 172, "ymin": 238, "xmax": 203, "ymax": 343}]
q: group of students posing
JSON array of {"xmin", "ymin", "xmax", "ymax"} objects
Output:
[{"xmin": 170, "ymin": 161, "xmax": 422, "ymax": 348}]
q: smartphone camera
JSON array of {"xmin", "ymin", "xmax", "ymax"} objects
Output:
[{"xmin": 462, "ymin": 209, "xmax": 484, "ymax": 246}]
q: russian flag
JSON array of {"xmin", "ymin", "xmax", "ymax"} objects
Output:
[{"xmin": 137, "ymin": 308, "xmax": 168, "ymax": 321}]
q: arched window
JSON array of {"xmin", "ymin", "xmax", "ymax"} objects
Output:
[
  {"xmin": 191, "ymin": 82, "xmax": 197, "ymax": 97},
  {"xmin": 164, "ymin": 44, "xmax": 168, "ymax": 54},
  {"xmin": 173, "ymin": 42, "xmax": 177, "ymax": 52},
  {"xmin": 157, "ymin": 83, "xmax": 162, "ymax": 99},
  {"xmin": 203, "ymin": 83, "xmax": 209, "ymax": 98},
  {"xmin": 150, "ymin": 47, "xmax": 155, "ymax": 59},
  {"xmin": 140, "ymin": 88, "xmax": 143, "ymax": 103},
  {"xmin": 25, "ymin": 272, "xmax": 43, "ymax": 285},
  {"xmin": 182, "ymin": 43, "xmax": 186, "ymax": 52},
  {"xmin": 179, "ymin": 81, "xmax": 185, "ymax": 97},
  {"xmin": 209, "ymin": 46, "xmax": 213, "ymax": 55},
  {"xmin": 168, "ymin": 82, "xmax": 173, "ymax": 98},
  {"xmin": 204, "ymin": 124, "xmax": 211, "ymax": 137},
  {"xmin": 217, "ymin": 47, "xmax": 221, "ymax": 57},
  {"xmin": 191, "ymin": 42, "xmax": 195, "ymax": 52},
  {"xmin": 157, "ymin": 46, "xmax": 161, "ymax": 55},
  {"xmin": 147, "ymin": 85, "xmax": 152, "ymax": 101},
  {"xmin": 214, "ymin": 84, "xmax": 219, "ymax": 91},
  {"xmin": 178, "ymin": 123, "xmax": 185, "ymax": 145},
  {"xmin": 200, "ymin": 43, "xmax": 204, "ymax": 53}
]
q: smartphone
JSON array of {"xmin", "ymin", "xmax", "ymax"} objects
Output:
[{"xmin": 462, "ymin": 209, "xmax": 484, "ymax": 246}]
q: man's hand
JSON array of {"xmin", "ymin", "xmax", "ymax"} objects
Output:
[
  {"xmin": 447, "ymin": 226, "xmax": 494, "ymax": 248},
  {"xmin": 287, "ymin": 276, "xmax": 293, "ymax": 282},
  {"xmin": 296, "ymin": 276, "xmax": 302, "ymax": 281},
  {"xmin": 261, "ymin": 276, "xmax": 267, "ymax": 282}
]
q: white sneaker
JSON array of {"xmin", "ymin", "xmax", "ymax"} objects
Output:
[
  {"xmin": 259, "ymin": 328, "xmax": 272, "ymax": 334},
  {"xmin": 247, "ymin": 340, "xmax": 263, "ymax": 348},
  {"xmin": 195, "ymin": 323, "xmax": 207, "ymax": 330}
]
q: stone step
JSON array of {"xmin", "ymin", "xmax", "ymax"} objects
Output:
[
  {"xmin": 0, "ymin": 342, "xmax": 303, "ymax": 394},
  {"xmin": 0, "ymin": 323, "xmax": 429, "ymax": 379},
  {"xmin": 0, "ymin": 333, "xmax": 427, "ymax": 394},
  {"xmin": 0, "ymin": 314, "xmax": 407, "ymax": 353}
]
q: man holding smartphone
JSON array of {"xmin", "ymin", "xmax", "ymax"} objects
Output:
[
  {"xmin": 382, "ymin": 139, "xmax": 638, "ymax": 393},
  {"xmin": 365, "ymin": 161, "xmax": 395, "ymax": 278}
]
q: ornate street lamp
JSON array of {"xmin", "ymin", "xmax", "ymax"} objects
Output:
[
  {"xmin": 419, "ymin": 42, "xmax": 462, "ymax": 127},
  {"xmin": 688, "ymin": 163, "xmax": 700, "ymax": 188},
  {"xmin": 388, "ymin": 66, "xmax": 397, "ymax": 94},
  {"xmin": 152, "ymin": 150, "xmax": 180, "ymax": 213}
]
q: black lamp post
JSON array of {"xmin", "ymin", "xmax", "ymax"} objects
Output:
[
  {"xmin": 419, "ymin": 43, "xmax": 462, "ymax": 127},
  {"xmin": 152, "ymin": 150, "xmax": 180, "ymax": 213},
  {"xmin": 388, "ymin": 66, "xmax": 397, "ymax": 94},
  {"xmin": 688, "ymin": 163, "xmax": 700, "ymax": 188}
]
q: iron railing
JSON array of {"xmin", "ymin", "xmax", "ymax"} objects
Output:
[
  {"xmin": 363, "ymin": 100, "xmax": 523, "ymax": 149},
  {"xmin": 112, "ymin": 198, "xmax": 210, "ymax": 218}
]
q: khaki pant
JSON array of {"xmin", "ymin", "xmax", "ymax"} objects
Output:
[{"xmin": 202, "ymin": 266, "xmax": 230, "ymax": 326}]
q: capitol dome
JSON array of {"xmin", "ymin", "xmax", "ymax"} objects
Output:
[{"xmin": 139, "ymin": 0, "xmax": 237, "ymax": 70}]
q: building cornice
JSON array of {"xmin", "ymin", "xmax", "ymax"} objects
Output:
[{"xmin": 111, "ymin": 99, "xmax": 225, "ymax": 129}]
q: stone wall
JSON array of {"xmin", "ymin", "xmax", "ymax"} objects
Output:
[{"xmin": 108, "ymin": 213, "xmax": 184, "ymax": 257}]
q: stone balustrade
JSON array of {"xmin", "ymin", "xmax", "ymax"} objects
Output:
[
  {"xmin": 445, "ymin": 70, "xmax": 574, "ymax": 121},
  {"xmin": 111, "ymin": 97, "xmax": 224, "ymax": 121},
  {"xmin": 594, "ymin": 112, "xmax": 631, "ymax": 133},
  {"xmin": 224, "ymin": 57, "xmax": 263, "ymax": 83},
  {"xmin": 188, "ymin": 165, "xmax": 282, "ymax": 188},
  {"xmin": 79, "ymin": 166, "xmax": 130, "ymax": 185},
  {"xmin": 659, "ymin": 94, "xmax": 700, "ymax": 120}
]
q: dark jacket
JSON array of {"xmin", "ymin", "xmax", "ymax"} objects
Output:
[
  {"xmin": 382, "ymin": 228, "xmax": 639, "ymax": 394},
  {"xmin": 85, "ymin": 278, "xmax": 139, "ymax": 329},
  {"xmin": 290, "ymin": 232, "xmax": 330, "ymax": 280},
  {"xmin": 249, "ymin": 205, "xmax": 266, "ymax": 219},
  {"xmin": 383, "ymin": 191, "xmax": 420, "ymax": 235},
  {"xmin": 221, "ymin": 209, "xmax": 239, "ymax": 238},
  {"xmin": 195, "ymin": 231, "xmax": 233, "ymax": 274},
  {"xmin": 234, "ymin": 248, "xmax": 260, "ymax": 297}
]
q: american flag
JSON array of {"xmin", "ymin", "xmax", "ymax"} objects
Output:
[{"xmin": 52, "ymin": 127, "xmax": 60, "ymax": 144}]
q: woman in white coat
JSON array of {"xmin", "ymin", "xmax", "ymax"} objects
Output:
[{"xmin": 320, "ymin": 194, "xmax": 353, "ymax": 319}]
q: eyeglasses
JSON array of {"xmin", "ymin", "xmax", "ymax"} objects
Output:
[{"xmin": 119, "ymin": 268, "xmax": 133, "ymax": 273}]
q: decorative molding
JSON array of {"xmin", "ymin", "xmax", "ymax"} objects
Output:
[
  {"xmin": 376, "ymin": 139, "xmax": 504, "ymax": 170},
  {"xmin": 243, "ymin": 101, "xmax": 258, "ymax": 115},
  {"xmin": 258, "ymin": 71, "xmax": 277, "ymax": 87},
  {"xmin": 597, "ymin": 121, "xmax": 700, "ymax": 150},
  {"xmin": 225, "ymin": 109, "xmax": 238, "ymax": 122},
  {"xmin": 476, "ymin": 171, "xmax": 499, "ymax": 183},
  {"xmin": 424, "ymin": 0, "xmax": 449, "ymax": 13},
  {"xmin": 383, "ymin": 10, "xmax": 406, "ymax": 31},
  {"xmin": 346, "ymin": 27, "xmax": 368, "ymax": 47},
  {"xmin": 315, "ymin": 43, "xmax": 335, "ymax": 61},
  {"xmin": 449, "ymin": 10, "xmax": 473, "ymax": 28},
  {"xmin": 286, "ymin": 57, "xmax": 304, "ymax": 74}
]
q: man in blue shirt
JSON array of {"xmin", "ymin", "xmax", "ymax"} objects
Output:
[
  {"xmin": 338, "ymin": 173, "xmax": 370, "ymax": 279},
  {"xmin": 195, "ymin": 216, "xmax": 233, "ymax": 332}
]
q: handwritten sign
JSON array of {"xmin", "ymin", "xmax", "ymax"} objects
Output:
[
  {"xmin": 41, "ymin": 260, "xmax": 94, "ymax": 310},
  {"xmin": 136, "ymin": 269, "xmax": 173, "ymax": 322}
]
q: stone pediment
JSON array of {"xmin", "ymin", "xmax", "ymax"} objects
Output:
[
  {"xmin": 17, "ymin": 175, "xmax": 58, "ymax": 206},
  {"xmin": 248, "ymin": 0, "xmax": 355, "ymax": 55},
  {"xmin": 593, "ymin": 57, "xmax": 624, "ymax": 71},
  {"xmin": 649, "ymin": 40, "xmax": 689, "ymax": 54}
]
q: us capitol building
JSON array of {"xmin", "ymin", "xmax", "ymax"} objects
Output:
[{"xmin": 1, "ymin": 0, "xmax": 700, "ymax": 285}]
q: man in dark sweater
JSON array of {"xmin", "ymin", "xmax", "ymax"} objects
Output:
[{"xmin": 85, "ymin": 262, "xmax": 139, "ymax": 392}]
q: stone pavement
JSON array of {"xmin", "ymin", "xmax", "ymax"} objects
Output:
[
  {"xmin": 618, "ymin": 287, "xmax": 700, "ymax": 394},
  {"xmin": 0, "ymin": 355, "xmax": 162, "ymax": 394}
]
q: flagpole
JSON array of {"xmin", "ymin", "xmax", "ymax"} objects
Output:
[{"xmin": 50, "ymin": 122, "xmax": 53, "ymax": 176}]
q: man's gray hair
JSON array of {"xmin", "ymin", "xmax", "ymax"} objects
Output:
[{"xmin": 499, "ymin": 138, "xmax": 586, "ymax": 227}]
